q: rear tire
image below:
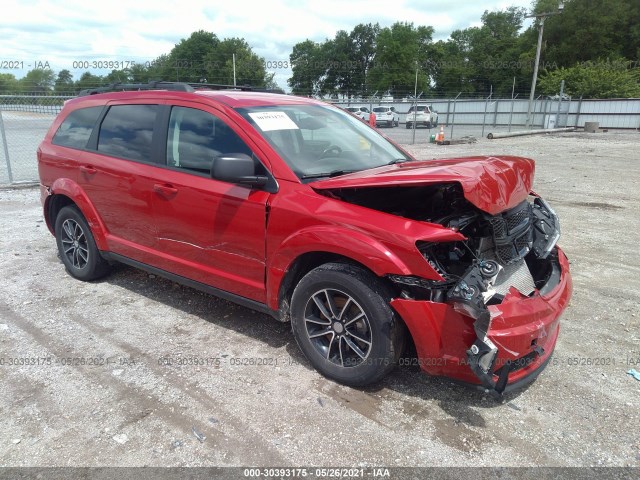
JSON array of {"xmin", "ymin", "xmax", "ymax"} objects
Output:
[
  {"xmin": 55, "ymin": 205, "xmax": 111, "ymax": 281},
  {"xmin": 290, "ymin": 263, "xmax": 405, "ymax": 386}
]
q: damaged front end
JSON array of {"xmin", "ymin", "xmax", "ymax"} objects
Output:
[
  {"xmin": 391, "ymin": 188, "xmax": 564, "ymax": 396},
  {"xmin": 328, "ymin": 181, "xmax": 568, "ymax": 396},
  {"xmin": 442, "ymin": 196, "xmax": 560, "ymax": 395}
]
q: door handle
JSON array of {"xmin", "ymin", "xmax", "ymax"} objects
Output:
[
  {"xmin": 80, "ymin": 165, "xmax": 97, "ymax": 175},
  {"xmin": 153, "ymin": 183, "xmax": 178, "ymax": 196}
]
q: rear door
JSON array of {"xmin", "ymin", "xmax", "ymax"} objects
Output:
[
  {"xmin": 78, "ymin": 102, "xmax": 163, "ymax": 263},
  {"xmin": 148, "ymin": 103, "xmax": 271, "ymax": 302}
]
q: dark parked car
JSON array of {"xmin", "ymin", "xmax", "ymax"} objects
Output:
[{"xmin": 38, "ymin": 82, "xmax": 571, "ymax": 396}]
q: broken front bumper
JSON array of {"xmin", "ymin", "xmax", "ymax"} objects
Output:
[{"xmin": 390, "ymin": 247, "xmax": 572, "ymax": 396}]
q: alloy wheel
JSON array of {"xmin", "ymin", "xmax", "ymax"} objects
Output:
[
  {"xmin": 60, "ymin": 219, "xmax": 89, "ymax": 269},
  {"xmin": 303, "ymin": 288, "xmax": 372, "ymax": 367}
]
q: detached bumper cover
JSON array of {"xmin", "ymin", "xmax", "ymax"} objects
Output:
[{"xmin": 391, "ymin": 247, "xmax": 572, "ymax": 394}]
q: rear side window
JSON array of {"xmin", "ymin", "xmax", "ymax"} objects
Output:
[
  {"xmin": 98, "ymin": 105, "xmax": 157, "ymax": 161},
  {"xmin": 52, "ymin": 106, "xmax": 102, "ymax": 149}
]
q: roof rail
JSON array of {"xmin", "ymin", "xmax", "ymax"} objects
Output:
[
  {"xmin": 77, "ymin": 81, "xmax": 286, "ymax": 97},
  {"xmin": 78, "ymin": 81, "xmax": 195, "ymax": 96},
  {"xmin": 187, "ymin": 83, "xmax": 285, "ymax": 94}
]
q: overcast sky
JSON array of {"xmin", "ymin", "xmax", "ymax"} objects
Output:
[{"xmin": 2, "ymin": 0, "xmax": 536, "ymax": 89}]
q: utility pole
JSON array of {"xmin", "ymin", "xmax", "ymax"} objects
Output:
[
  {"xmin": 232, "ymin": 54, "xmax": 237, "ymax": 86},
  {"xmin": 412, "ymin": 62, "xmax": 418, "ymax": 145},
  {"xmin": 525, "ymin": 2, "xmax": 564, "ymax": 128}
]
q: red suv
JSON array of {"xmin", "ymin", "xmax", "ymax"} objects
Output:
[{"xmin": 38, "ymin": 82, "xmax": 572, "ymax": 396}]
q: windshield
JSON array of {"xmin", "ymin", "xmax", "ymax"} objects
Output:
[
  {"xmin": 373, "ymin": 107, "xmax": 388, "ymax": 113},
  {"xmin": 238, "ymin": 104, "xmax": 410, "ymax": 181},
  {"xmin": 409, "ymin": 106, "xmax": 428, "ymax": 113}
]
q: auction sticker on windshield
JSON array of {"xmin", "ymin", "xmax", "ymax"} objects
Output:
[{"xmin": 248, "ymin": 111, "xmax": 299, "ymax": 131}]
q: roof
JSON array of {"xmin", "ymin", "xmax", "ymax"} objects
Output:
[
  {"xmin": 65, "ymin": 88, "xmax": 323, "ymax": 110},
  {"xmin": 193, "ymin": 90, "xmax": 323, "ymax": 108}
]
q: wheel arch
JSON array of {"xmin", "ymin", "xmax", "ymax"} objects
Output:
[
  {"xmin": 274, "ymin": 251, "xmax": 383, "ymax": 322},
  {"xmin": 45, "ymin": 179, "xmax": 109, "ymax": 250},
  {"xmin": 267, "ymin": 226, "xmax": 420, "ymax": 319}
]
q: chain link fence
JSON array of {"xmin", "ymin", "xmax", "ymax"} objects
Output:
[
  {"xmin": 0, "ymin": 95, "xmax": 71, "ymax": 185},
  {"xmin": 1, "ymin": 93, "xmax": 638, "ymax": 185}
]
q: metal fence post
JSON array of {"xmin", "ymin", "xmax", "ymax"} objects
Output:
[
  {"xmin": 508, "ymin": 94, "xmax": 518, "ymax": 132},
  {"xmin": 493, "ymin": 99, "xmax": 499, "ymax": 127},
  {"xmin": 556, "ymin": 80, "xmax": 565, "ymax": 127},
  {"xmin": 481, "ymin": 89, "xmax": 492, "ymax": 138},
  {"xmin": 542, "ymin": 97, "xmax": 549, "ymax": 128},
  {"xmin": 532, "ymin": 95, "xmax": 541, "ymax": 129},
  {"xmin": 445, "ymin": 99, "xmax": 451, "ymax": 126},
  {"xmin": 449, "ymin": 92, "xmax": 461, "ymax": 140},
  {"xmin": 0, "ymin": 109, "xmax": 13, "ymax": 184},
  {"xmin": 575, "ymin": 96, "xmax": 583, "ymax": 128}
]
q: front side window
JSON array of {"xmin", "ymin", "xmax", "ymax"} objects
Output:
[
  {"xmin": 97, "ymin": 105, "xmax": 157, "ymax": 161},
  {"xmin": 238, "ymin": 104, "xmax": 409, "ymax": 180},
  {"xmin": 52, "ymin": 106, "xmax": 103, "ymax": 149},
  {"xmin": 166, "ymin": 107, "xmax": 253, "ymax": 175}
]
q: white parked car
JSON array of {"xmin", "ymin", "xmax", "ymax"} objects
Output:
[
  {"xmin": 344, "ymin": 106, "xmax": 370, "ymax": 122},
  {"xmin": 372, "ymin": 106, "xmax": 399, "ymax": 127},
  {"xmin": 406, "ymin": 105, "xmax": 438, "ymax": 129}
]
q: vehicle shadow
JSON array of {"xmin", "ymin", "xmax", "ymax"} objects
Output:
[
  {"xmin": 104, "ymin": 263, "xmax": 293, "ymax": 351},
  {"xmin": 104, "ymin": 263, "xmax": 531, "ymax": 425}
]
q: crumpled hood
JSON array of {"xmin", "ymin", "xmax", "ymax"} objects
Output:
[{"xmin": 311, "ymin": 156, "xmax": 535, "ymax": 215}]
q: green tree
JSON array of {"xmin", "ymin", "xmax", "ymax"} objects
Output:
[
  {"xmin": 160, "ymin": 30, "xmax": 220, "ymax": 81},
  {"xmin": 54, "ymin": 69, "xmax": 74, "ymax": 93},
  {"xmin": 0, "ymin": 73, "xmax": 19, "ymax": 94},
  {"xmin": 75, "ymin": 72, "xmax": 103, "ymax": 92},
  {"xmin": 433, "ymin": 7, "xmax": 528, "ymax": 97},
  {"xmin": 367, "ymin": 22, "xmax": 434, "ymax": 97},
  {"xmin": 349, "ymin": 23, "xmax": 380, "ymax": 97},
  {"xmin": 19, "ymin": 68, "xmax": 55, "ymax": 93},
  {"xmin": 430, "ymin": 31, "xmax": 478, "ymax": 96},
  {"xmin": 103, "ymin": 69, "xmax": 133, "ymax": 84},
  {"xmin": 128, "ymin": 62, "xmax": 152, "ymax": 82},
  {"xmin": 527, "ymin": 0, "xmax": 640, "ymax": 68},
  {"xmin": 288, "ymin": 39, "xmax": 325, "ymax": 96},
  {"xmin": 322, "ymin": 30, "xmax": 354, "ymax": 97},
  {"xmin": 538, "ymin": 61, "xmax": 640, "ymax": 98},
  {"xmin": 146, "ymin": 30, "xmax": 272, "ymax": 87},
  {"xmin": 203, "ymin": 37, "xmax": 271, "ymax": 86}
]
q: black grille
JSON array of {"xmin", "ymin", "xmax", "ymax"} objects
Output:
[
  {"xmin": 506, "ymin": 208, "xmax": 530, "ymax": 232},
  {"xmin": 489, "ymin": 217, "xmax": 507, "ymax": 237},
  {"xmin": 488, "ymin": 201, "xmax": 533, "ymax": 265}
]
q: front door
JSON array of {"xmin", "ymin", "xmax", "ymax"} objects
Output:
[{"xmin": 149, "ymin": 104, "xmax": 270, "ymax": 302}]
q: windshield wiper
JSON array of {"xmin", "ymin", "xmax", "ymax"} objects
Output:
[
  {"xmin": 387, "ymin": 158, "xmax": 408, "ymax": 165},
  {"xmin": 301, "ymin": 170, "xmax": 356, "ymax": 179}
]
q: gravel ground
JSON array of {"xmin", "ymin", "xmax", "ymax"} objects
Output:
[{"xmin": 0, "ymin": 131, "xmax": 639, "ymax": 468}]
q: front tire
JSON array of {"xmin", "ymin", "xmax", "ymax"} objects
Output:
[
  {"xmin": 290, "ymin": 263, "xmax": 404, "ymax": 386},
  {"xmin": 55, "ymin": 205, "xmax": 111, "ymax": 281}
]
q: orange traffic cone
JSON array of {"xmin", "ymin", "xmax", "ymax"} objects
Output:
[{"xmin": 436, "ymin": 126, "xmax": 445, "ymax": 142}]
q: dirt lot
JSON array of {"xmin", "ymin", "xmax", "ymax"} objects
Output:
[{"xmin": 0, "ymin": 131, "xmax": 639, "ymax": 468}]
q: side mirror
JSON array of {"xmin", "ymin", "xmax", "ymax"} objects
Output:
[{"xmin": 211, "ymin": 153, "xmax": 268, "ymax": 187}]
